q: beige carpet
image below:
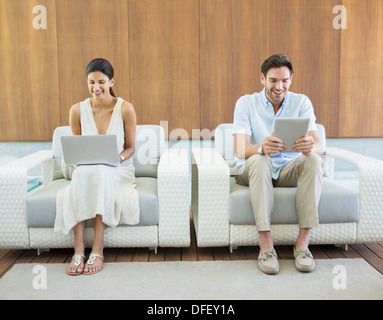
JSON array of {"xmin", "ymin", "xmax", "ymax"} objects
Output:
[{"xmin": 0, "ymin": 259, "xmax": 382, "ymax": 300}]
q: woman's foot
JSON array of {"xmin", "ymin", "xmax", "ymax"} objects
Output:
[
  {"xmin": 84, "ymin": 253, "xmax": 104, "ymax": 275},
  {"xmin": 66, "ymin": 254, "xmax": 86, "ymax": 276}
]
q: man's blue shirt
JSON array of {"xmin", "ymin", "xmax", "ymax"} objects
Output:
[{"xmin": 233, "ymin": 88, "xmax": 317, "ymax": 179}]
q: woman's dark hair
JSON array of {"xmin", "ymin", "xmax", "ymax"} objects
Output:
[
  {"xmin": 86, "ymin": 58, "xmax": 116, "ymax": 97},
  {"xmin": 261, "ymin": 54, "xmax": 294, "ymax": 78}
]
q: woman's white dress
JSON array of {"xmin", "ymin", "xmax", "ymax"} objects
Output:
[{"xmin": 54, "ymin": 97, "xmax": 140, "ymax": 234}]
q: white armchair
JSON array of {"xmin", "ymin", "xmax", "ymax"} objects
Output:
[
  {"xmin": 192, "ymin": 123, "xmax": 383, "ymax": 251},
  {"xmin": 0, "ymin": 125, "xmax": 190, "ymax": 253}
]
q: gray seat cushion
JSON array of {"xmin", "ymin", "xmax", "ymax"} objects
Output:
[
  {"xmin": 229, "ymin": 177, "xmax": 359, "ymax": 225},
  {"xmin": 26, "ymin": 177, "xmax": 159, "ymax": 228}
]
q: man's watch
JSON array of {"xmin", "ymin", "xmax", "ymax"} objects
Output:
[
  {"xmin": 258, "ymin": 144, "xmax": 265, "ymax": 155},
  {"xmin": 119, "ymin": 154, "xmax": 125, "ymax": 161}
]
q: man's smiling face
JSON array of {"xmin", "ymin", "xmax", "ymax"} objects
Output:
[{"xmin": 261, "ymin": 66, "xmax": 293, "ymax": 108}]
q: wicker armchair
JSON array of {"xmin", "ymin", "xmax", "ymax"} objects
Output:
[
  {"xmin": 191, "ymin": 124, "xmax": 383, "ymax": 251},
  {"xmin": 0, "ymin": 125, "xmax": 190, "ymax": 253}
]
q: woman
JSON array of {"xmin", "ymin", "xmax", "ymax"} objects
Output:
[{"xmin": 55, "ymin": 58, "xmax": 140, "ymax": 276}]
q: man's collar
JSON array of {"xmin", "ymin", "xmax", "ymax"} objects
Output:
[{"xmin": 261, "ymin": 87, "xmax": 269, "ymax": 108}]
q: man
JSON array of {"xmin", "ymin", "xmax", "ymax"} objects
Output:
[{"xmin": 233, "ymin": 54, "xmax": 323, "ymax": 274}]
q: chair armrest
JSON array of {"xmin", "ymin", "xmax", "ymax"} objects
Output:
[
  {"xmin": 0, "ymin": 150, "xmax": 53, "ymax": 249},
  {"xmin": 326, "ymin": 147, "xmax": 383, "ymax": 243},
  {"xmin": 3, "ymin": 150, "xmax": 53, "ymax": 171},
  {"xmin": 191, "ymin": 148, "xmax": 230, "ymax": 247},
  {"xmin": 157, "ymin": 149, "xmax": 190, "ymax": 247}
]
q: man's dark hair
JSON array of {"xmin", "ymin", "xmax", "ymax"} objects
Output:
[{"xmin": 261, "ymin": 54, "xmax": 294, "ymax": 77}]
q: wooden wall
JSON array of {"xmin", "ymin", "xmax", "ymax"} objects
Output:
[
  {"xmin": 0, "ymin": 0, "xmax": 60, "ymax": 142},
  {"xmin": 1, "ymin": 0, "xmax": 382, "ymax": 141}
]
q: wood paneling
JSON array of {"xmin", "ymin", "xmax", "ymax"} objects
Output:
[
  {"xmin": 200, "ymin": 0, "xmax": 270, "ymax": 134},
  {"xmin": 0, "ymin": 0, "xmax": 60, "ymax": 141},
  {"xmin": 56, "ymin": 0, "xmax": 131, "ymax": 126},
  {"xmin": 269, "ymin": 0, "xmax": 341, "ymax": 138},
  {"xmin": 128, "ymin": 0, "xmax": 200, "ymax": 140},
  {"xmin": 339, "ymin": 0, "xmax": 383, "ymax": 137},
  {"xmin": 1, "ymin": 0, "xmax": 383, "ymax": 141}
]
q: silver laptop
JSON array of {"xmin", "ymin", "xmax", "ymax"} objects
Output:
[{"xmin": 61, "ymin": 135, "xmax": 119, "ymax": 166}]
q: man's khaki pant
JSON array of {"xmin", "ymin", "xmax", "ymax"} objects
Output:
[{"xmin": 235, "ymin": 154, "xmax": 324, "ymax": 232}]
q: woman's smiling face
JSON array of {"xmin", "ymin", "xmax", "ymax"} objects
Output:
[{"xmin": 87, "ymin": 71, "xmax": 114, "ymax": 99}]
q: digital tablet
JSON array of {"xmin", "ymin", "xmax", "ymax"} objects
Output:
[{"xmin": 273, "ymin": 118, "xmax": 310, "ymax": 152}]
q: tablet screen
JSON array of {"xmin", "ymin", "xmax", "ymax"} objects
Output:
[{"xmin": 273, "ymin": 118, "xmax": 310, "ymax": 152}]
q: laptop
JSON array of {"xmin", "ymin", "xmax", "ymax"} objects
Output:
[{"xmin": 61, "ymin": 135, "xmax": 119, "ymax": 166}]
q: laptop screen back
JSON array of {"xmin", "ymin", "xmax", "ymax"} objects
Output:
[{"xmin": 61, "ymin": 135, "xmax": 119, "ymax": 166}]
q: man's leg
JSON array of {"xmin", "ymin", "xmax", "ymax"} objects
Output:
[
  {"xmin": 276, "ymin": 153, "xmax": 323, "ymax": 272},
  {"xmin": 276, "ymin": 153, "xmax": 323, "ymax": 233},
  {"xmin": 236, "ymin": 155, "xmax": 278, "ymax": 274},
  {"xmin": 296, "ymin": 228, "xmax": 310, "ymax": 249},
  {"xmin": 237, "ymin": 155, "xmax": 274, "ymax": 236}
]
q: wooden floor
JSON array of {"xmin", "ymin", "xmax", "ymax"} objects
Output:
[
  {"xmin": 2, "ymin": 243, "xmax": 383, "ymax": 278},
  {"xmin": 1, "ymin": 223, "xmax": 383, "ymax": 278}
]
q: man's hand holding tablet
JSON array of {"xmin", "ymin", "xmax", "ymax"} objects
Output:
[
  {"xmin": 262, "ymin": 135, "xmax": 287, "ymax": 156},
  {"xmin": 262, "ymin": 118, "xmax": 313, "ymax": 156},
  {"xmin": 291, "ymin": 135, "xmax": 315, "ymax": 155}
]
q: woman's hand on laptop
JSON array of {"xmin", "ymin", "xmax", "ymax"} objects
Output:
[{"xmin": 119, "ymin": 154, "xmax": 126, "ymax": 163}]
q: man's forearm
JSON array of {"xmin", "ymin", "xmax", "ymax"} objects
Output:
[{"xmin": 236, "ymin": 143, "xmax": 262, "ymax": 159}]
